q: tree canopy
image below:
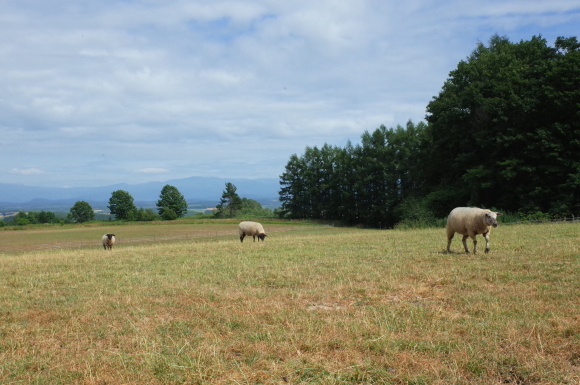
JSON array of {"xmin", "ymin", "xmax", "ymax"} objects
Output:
[
  {"xmin": 279, "ymin": 122, "xmax": 427, "ymax": 227},
  {"xmin": 214, "ymin": 183, "xmax": 243, "ymax": 218},
  {"xmin": 279, "ymin": 35, "xmax": 579, "ymax": 227},
  {"xmin": 108, "ymin": 190, "xmax": 138, "ymax": 220},
  {"xmin": 156, "ymin": 184, "xmax": 188, "ymax": 220},
  {"xmin": 424, "ymin": 34, "xmax": 579, "ymax": 216},
  {"xmin": 68, "ymin": 201, "xmax": 95, "ymax": 223}
]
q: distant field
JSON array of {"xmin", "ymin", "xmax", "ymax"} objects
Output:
[
  {"xmin": 0, "ymin": 220, "xmax": 308, "ymax": 253},
  {"xmin": 0, "ymin": 221, "xmax": 578, "ymax": 384}
]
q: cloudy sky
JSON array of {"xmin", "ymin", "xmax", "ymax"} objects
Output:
[{"xmin": 1, "ymin": 1, "xmax": 578, "ymax": 188}]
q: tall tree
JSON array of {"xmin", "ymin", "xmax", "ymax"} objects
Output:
[
  {"xmin": 108, "ymin": 190, "xmax": 137, "ymax": 220},
  {"xmin": 279, "ymin": 154, "xmax": 309, "ymax": 218},
  {"xmin": 334, "ymin": 142, "xmax": 359, "ymax": 223},
  {"xmin": 424, "ymin": 34, "xmax": 579, "ymax": 216},
  {"xmin": 68, "ymin": 201, "xmax": 95, "ymax": 223},
  {"xmin": 156, "ymin": 184, "xmax": 188, "ymax": 220},
  {"xmin": 352, "ymin": 126, "xmax": 396, "ymax": 227},
  {"xmin": 214, "ymin": 183, "xmax": 243, "ymax": 218}
]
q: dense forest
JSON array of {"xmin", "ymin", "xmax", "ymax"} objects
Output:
[{"xmin": 279, "ymin": 35, "xmax": 580, "ymax": 227}]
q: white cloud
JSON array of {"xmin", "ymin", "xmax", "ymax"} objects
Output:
[
  {"xmin": 0, "ymin": 0, "xmax": 578, "ymax": 188},
  {"xmin": 9, "ymin": 168, "xmax": 43, "ymax": 175},
  {"xmin": 138, "ymin": 168, "xmax": 169, "ymax": 174}
]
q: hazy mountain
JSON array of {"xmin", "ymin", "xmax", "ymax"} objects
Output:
[{"xmin": 0, "ymin": 176, "xmax": 280, "ymax": 210}]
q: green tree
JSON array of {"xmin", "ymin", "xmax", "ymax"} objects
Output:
[
  {"xmin": 279, "ymin": 154, "xmax": 309, "ymax": 218},
  {"xmin": 156, "ymin": 184, "xmax": 188, "ymax": 220},
  {"xmin": 136, "ymin": 208, "xmax": 160, "ymax": 221},
  {"xmin": 214, "ymin": 183, "xmax": 243, "ymax": 218},
  {"xmin": 13, "ymin": 211, "xmax": 30, "ymax": 226},
  {"xmin": 424, "ymin": 34, "xmax": 580, "ymax": 215},
  {"xmin": 334, "ymin": 142, "xmax": 360, "ymax": 223},
  {"xmin": 278, "ymin": 121, "xmax": 427, "ymax": 227},
  {"xmin": 68, "ymin": 201, "xmax": 95, "ymax": 223},
  {"xmin": 160, "ymin": 208, "xmax": 177, "ymax": 220},
  {"xmin": 108, "ymin": 190, "xmax": 137, "ymax": 220},
  {"xmin": 356, "ymin": 127, "xmax": 394, "ymax": 226},
  {"xmin": 238, "ymin": 198, "xmax": 274, "ymax": 217},
  {"xmin": 37, "ymin": 210, "xmax": 58, "ymax": 224}
]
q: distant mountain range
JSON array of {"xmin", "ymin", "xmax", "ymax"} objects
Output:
[{"xmin": 0, "ymin": 176, "xmax": 280, "ymax": 211}]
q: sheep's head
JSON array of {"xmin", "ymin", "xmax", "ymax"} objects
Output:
[
  {"xmin": 258, "ymin": 233, "xmax": 267, "ymax": 241},
  {"xmin": 485, "ymin": 212, "xmax": 502, "ymax": 228},
  {"xmin": 106, "ymin": 233, "xmax": 115, "ymax": 239}
]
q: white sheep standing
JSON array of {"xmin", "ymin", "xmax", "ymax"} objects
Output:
[
  {"xmin": 238, "ymin": 221, "xmax": 267, "ymax": 242},
  {"xmin": 446, "ymin": 207, "xmax": 502, "ymax": 254},
  {"xmin": 102, "ymin": 233, "xmax": 116, "ymax": 250}
]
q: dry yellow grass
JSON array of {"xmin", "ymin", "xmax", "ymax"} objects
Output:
[{"xmin": 0, "ymin": 222, "xmax": 578, "ymax": 384}]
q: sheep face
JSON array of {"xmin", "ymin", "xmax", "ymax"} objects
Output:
[
  {"xmin": 102, "ymin": 233, "xmax": 116, "ymax": 250},
  {"xmin": 485, "ymin": 212, "xmax": 502, "ymax": 228}
]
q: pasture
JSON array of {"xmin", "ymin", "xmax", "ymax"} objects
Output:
[{"xmin": 0, "ymin": 221, "xmax": 578, "ymax": 384}]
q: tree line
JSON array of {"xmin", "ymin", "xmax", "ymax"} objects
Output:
[
  {"xmin": 1, "ymin": 182, "xmax": 273, "ymax": 226},
  {"xmin": 279, "ymin": 35, "xmax": 580, "ymax": 227}
]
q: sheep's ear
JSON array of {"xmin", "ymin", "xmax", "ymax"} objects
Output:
[{"xmin": 496, "ymin": 212, "xmax": 503, "ymax": 216}]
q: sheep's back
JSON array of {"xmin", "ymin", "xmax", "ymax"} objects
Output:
[
  {"xmin": 239, "ymin": 221, "xmax": 264, "ymax": 235},
  {"xmin": 446, "ymin": 207, "xmax": 485, "ymax": 234}
]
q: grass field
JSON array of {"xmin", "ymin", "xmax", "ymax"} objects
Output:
[{"xmin": 0, "ymin": 221, "xmax": 578, "ymax": 384}]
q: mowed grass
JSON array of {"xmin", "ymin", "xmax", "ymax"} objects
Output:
[{"xmin": 0, "ymin": 222, "xmax": 578, "ymax": 384}]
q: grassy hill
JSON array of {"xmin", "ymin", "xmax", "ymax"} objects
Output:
[{"xmin": 0, "ymin": 221, "xmax": 578, "ymax": 384}]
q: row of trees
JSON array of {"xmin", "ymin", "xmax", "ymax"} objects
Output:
[
  {"xmin": 106, "ymin": 185, "xmax": 189, "ymax": 221},
  {"xmin": 279, "ymin": 123, "xmax": 427, "ymax": 227},
  {"xmin": 104, "ymin": 183, "xmax": 272, "ymax": 221},
  {"xmin": 279, "ymin": 35, "xmax": 580, "ymax": 227},
  {"xmin": 64, "ymin": 182, "xmax": 271, "ymax": 223},
  {"xmin": 5, "ymin": 210, "xmax": 61, "ymax": 226},
  {"xmin": 1, "ymin": 182, "xmax": 273, "ymax": 226}
]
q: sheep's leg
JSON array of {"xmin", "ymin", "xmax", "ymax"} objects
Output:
[
  {"xmin": 240, "ymin": 234, "xmax": 245, "ymax": 242},
  {"xmin": 484, "ymin": 231, "xmax": 490, "ymax": 253},
  {"xmin": 446, "ymin": 233, "xmax": 454, "ymax": 252},
  {"xmin": 461, "ymin": 235, "xmax": 470, "ymax": 254},
  {"xmin": 472, "ymin": 236, "xmax": 478, "ymax": 255}
]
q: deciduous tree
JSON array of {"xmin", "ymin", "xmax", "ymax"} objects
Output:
[
  {"xmin": 68, "ymin": 201, "xmax": 95, "ymax": 223},
  {"xmin": 424, "ymin": 34, "xmax": 579, "ymax": 215},
  {"xmin": 108, "ymin": 190, "xmax": 137, "ymax": 220}
]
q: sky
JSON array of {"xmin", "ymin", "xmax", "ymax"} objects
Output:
[{"xmin": 1, "ymin": 1, "xmax": 579, "ymax": 188}]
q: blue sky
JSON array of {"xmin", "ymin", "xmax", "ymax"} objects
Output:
[{"xmin": 1, "ymin": 1, "xmax": 578, "ymax": 188}]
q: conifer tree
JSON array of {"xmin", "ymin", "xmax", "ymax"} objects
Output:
[
  {"xmin": 214, "ymin": 182, "xmax": 243, "ymax": 218},
  {"xmin": 157, "ymin": 184, "xmax": 188, "ymax": 219}
]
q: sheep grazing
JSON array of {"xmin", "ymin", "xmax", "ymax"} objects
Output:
[
  {"xmin": 238, "ymin": 221, "xmax": 267, "ymax": 242},
  {"xmin": 102, "ymin": 233, "xmax": 116, "ymax": 250},
  {"xmin": 446, "ymin": 207, "xmax": 502, "ymax": 254}
]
